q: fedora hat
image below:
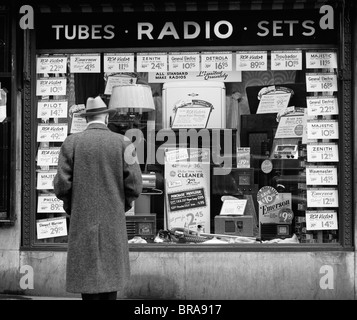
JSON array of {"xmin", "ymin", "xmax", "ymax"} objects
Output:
[{"xmin": 80, "ymin": 96, "xmax": 116, "ymax": 117}]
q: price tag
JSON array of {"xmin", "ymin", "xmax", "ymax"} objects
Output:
[
  {"xmin": 307, "ymin": 143, "xmax": 339, "ymax": 162},
  {"xmin": 37, "ymin": 171, "xmax": 57, "ymax": 190},
  {"xmin": 37, "ymin": 124, "xmax": 68, "ymax": 142},
  {"xmin": 36, "ymin": 77, "xmax": 67, "ymax": 96},
  {"xmin": 103, "ymin": 53, "xmax": 134, "ymax": 72},
  {"xmin": 307, "ymin": 120, "xmax": 339, "ymax": 140},
  {"xmin": 136, "ymin": 53, "xmax": 168, "ymax": 72},
  {"xmin": 201, "ymin": 52, "xmax": 232, "ymax": 71},
  {"xmin": 70, "ymin": 54, "xmax": 101, "ymax": 73},
  {"xmin": 306, "ymin": 166, "xmax": 338, "ymax": 186},
  {"xmin": 305, "ymin": 211, "xmax": 338, "ymax": 231},
  {"xmin": 37, "ymin": 100, "xmax": 68, "ymax": 118},
  {"xmin": 236, "ymin": 51, "xmax": 267, "ymax": 71},
  {"xmin": 36, "ymin": 216, "xmax": 67, "ymax": 239},
  {"xmin": 70, "ymin": 113, "xmax": 88, "ymax": 134},
  {"xmin": 236, "ymin": 147, "xmax": 250, "ymax": 168},
  {"xmin": 306, "ymin": 52, "xmax": 338, "ymax": 69},
  {"xmin": 271, "ymin": 50, "xmax": 302, "ymax": 70},
  {"xmin": 36, "ymin": 56, "xmax": 68, "ymax": 74},
  {"xmin": 37, "ymin": 148, "xmax": 61, "ymax": 166},
  {"xmin": 306, "ymin": 73, "xmax": 338, "ymax": 92},
  {"xmin": 306, "ymin": 96, "xmax": 339, "ymax": 116},
  {"xmin": 37, "ymin": 194, "xmax": 65, "ymax": 213},
  {"xmin": 168, "ymin": 52, "xmax": 200, "ymax": 72},
  {"xmin": 307, "ymin": 188, "xmax": 339, "ymax": 208}
]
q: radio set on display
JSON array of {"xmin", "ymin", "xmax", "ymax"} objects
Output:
[{"xmin": 272, "ymin": 144, "xmax": 298, "ymax": 159}]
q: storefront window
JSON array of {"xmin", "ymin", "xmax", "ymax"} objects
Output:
[{"xmin": 23, "ymin": 3, "xmax": 353, "ymax": 248}]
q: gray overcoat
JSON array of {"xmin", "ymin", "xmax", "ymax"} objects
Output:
[{"xmin": 53, "ymin": 123, "xmax": 143, "ymax": 294}]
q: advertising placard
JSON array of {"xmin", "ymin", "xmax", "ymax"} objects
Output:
[
  {"xmin": 164, "ymin": 148, "xmax": 210, "ymax": 232},
  {"xmin": 259, "ymin": 193, "xmax": 292, "ymax": 224},
  {"xmin": 236, "ymin": 147, "xmax": 250, "ymax": 168},
  {"xmin": 36, "ymin": 216, "xmax": 67, "ymax": 239}
]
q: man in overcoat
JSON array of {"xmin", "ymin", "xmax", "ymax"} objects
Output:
[{"xmin": 54, "ymin": 96, "xmax": 143, "ymax": 300}]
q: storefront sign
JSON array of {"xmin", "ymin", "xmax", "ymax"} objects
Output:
[
  {"xmin": 306, "ymin": 73, "xmax": 338, "ymax": 92},
  {"xmin": 37, "ymin": 170, "xmax": 56, "ymax": 190},
  {"xmin": 306, "ymin": 96, "xmax": 339, "ymax": 116},
  {"xmin": 36, "ymin": 55, "xmax": 67, "ymax": 74},
  {"xmin": 306, "ymin": 51, "xmax": 338, "ymax": 69},
  {"xmin": 306, "ymin": 166, "xmax": 338, "ymax": 185},
  {"xmin": 307, "ymin": 143, "xmax": 339, "ymax": 162},
  {"xmin": 168, "ymin": 52, "xmax": 200, "ymax": 72},
  {"xmin": 164, "ymin": 148, "xmax": 210, "ymax": 233},
  {"xmin": 201, "ymin": 52, "xmax": 232, "ymax": 71},
  {"xmin": 37, "ymin": 100, "xmax": 68, "ymax": 118},
  {"xmin": 305, "ymin": 210, "xmax": 338, "ymax": 231},
  {"xmin": 37, "ymin": 194, "xmax": 65, "ymax": 213},
  {"xmin": 70, "ymin": 54, "xmax": 101, "ymax": 73},
  {"xmin": 37, "ymin": 123, "xmax": 68, "ymax": 142},
  {"xmin": 36, "ymin": 10, "xmax": 338, "ymax": 49},
  {"xmin": 103, "ymin": 53, "xmax": 135, "ymax": 72},
  {"xmin": 36, "ymin": 216, "xmax": 67, "ymax": 239},
  {"xmin": 37, "ymin": 147, "xmax": 61, "ymax": 166},
  {"xmin": 136, "ymin": 52, "xmax": 168, "ymax": 72},
  {"xmin": 271, "ymin": 50, "xmax": 302, "ymax": 70},
  {"xmin": 36, "ymin": 77, "xmax": 67, "ymax": 96},
  {"xmin": 236, "ymin": 51, "xmax": 267, "ymax": 71},
  {"xmin": 307, "ymin": 120, "xmax": 339, "ymax": 140},
  {"xmin": 307, "ymin": 188, "xmax": 339, "ymax": 208}
]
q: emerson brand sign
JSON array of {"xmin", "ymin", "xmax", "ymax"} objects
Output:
[{"xmin": 35, "ymin": 8, "xmax": 337, "ymax": 49}]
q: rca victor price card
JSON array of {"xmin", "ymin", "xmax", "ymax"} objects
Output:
[
  {"xmin": 307, "ymin": 188, "xmax": 339, "ymax": 208},
  {"xmin": 36, "ymin": 55, "xmax": 68, "ymax": 74},
  {"xmin": 236, "ymin": 51, "xmax": 267, "ymax": 71},
  {"xmin": 37, "ymin": 124, "xmax": 68, "ymax": 142},
  {"xmin": 103, "ymin": 53, "xmax": 135, "ymax": 73},
  {"xmin": 306, "ymin": 166, "xmax": 338, "ymax": 186},
  {"xmin": 306, "ymin": 210, "xmax": 338, "ymax": 231},
  {"xmin": 36, "ymin": 216, "xmax": 67, "ymax": 240},
  {"xmin": 307, "ymin": 143, "xmax": 339, "ymax": 162},
  {"xmin": 37, "ymin": 147, "xmax": 61, "ymax": 166},
  {"xmin": 36, "ymin": 77, "xmax": 67, "ymax": 96}
]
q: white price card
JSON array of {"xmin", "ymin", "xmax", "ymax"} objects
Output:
[
  {"xmin": 103, "ymin": 53, "xmax": 135, "ymax": 72},
  {"xmin": 236, "ymin": 51, "xmax": 267, "ymax": 71},
  {"xmin": 36, "ymin": 216, "xmax": 67, "ymax": 239},
  {"xmin": 236, "ymin": 147, "xmax": 250, "ymax": 168},
  {"xmin": 201, "ymin": 52, "xmax": 232, "ymax": 71},
  {"xmin": 307, "ymin": 120, "xmax": 339, "ymax": 140},
  {"xmin": 307, "ymin": 143, "xmax": 339, "ymax": 162},
  {"xmin": 37, "ymin": 194, "xmax": 65, "ymax": 213},
  {"xmin": 37, "ymin": 123, "xmax": 68, "ymax": 142},
  {"xmin": 70, "ymin": 113, "xmax": 88, "ymax": 134},
  {"xmin": 271, "ymin": 50, "xmax": 302, "ymax": 70},
  {"xmin": 168, "ymin": 52, "xmax": 200, "ymax": 72},
  {"xmin": 37, "ymin": 170, "xmax": 57, "ymax": 190},
  {"xmin": 306, "ymin": 52, "xmax": 338, "ymax": 69},
  {"xmin": 307, "ymin": 188, "xmax": 339, "ymax": 208},
  {"xmin": 306, "ymin": 96, "xmax": 339, "ymax": 116},
  {"xmin": 306, "ymin": 73, "xmax": 338, "ymax": 92},
  {"xmin": 36, "ymin": 56, "xmax": 68, "ymax": 74},
  {"xmin": 136, "ymin": 53, "xmax": 168, "ymax": 72},
  {"xmin": 306, "ymin": 211, "xmax": 338, "ymax": 231},
  {"xmin": 37, "ymin": 148, "xmax": 61, "ymax": 166},
  {"xmin": 220, "ymin": 199, "xmax": 247, "ymax": 215},
  {"xmin": 70, "ymin": 54, "xmax": 101, "ymax": 73},
  {"xmin": 37, "ymin": 100, "xmax": 68, "ymax": 118},
  {"xmin": 306, "ymin": 166, "xmax": 338, "ymax": 185},
  {"xmin": 36, "ymin": 77, "xmax": 67, "ymax": 96},
  {"xmin": 104, "ymin": 75, "xmax": 137, "ymax": 95}
]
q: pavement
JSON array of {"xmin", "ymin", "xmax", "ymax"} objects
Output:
[{"xmin": 0, "ymin": 293, "xmax": 81, "ymax": 300}]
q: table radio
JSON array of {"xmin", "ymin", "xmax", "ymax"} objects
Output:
[{"xmin": 272, "ymin": 144, "xmax": 298, "ymax": 159}]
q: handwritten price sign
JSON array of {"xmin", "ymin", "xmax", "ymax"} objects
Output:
[
  {"xmin": 36, "ymin": 216, "xmax": 67, "ymax": 239},
  {"xmin": 104, "ymin": 53, "xmax": 134, "ymax": 72},
  {"xmin": 70, "ymin": 54, "xmax": 100, "ymax": 73},
  {"xmin": 137, "ymin": 53, "xmax": 168, "ymax": 72},
  {"xmin": 37, "ymin": 56, "xmax": 67, "ymax": 74},
  {"xmin": 37, "ymin": 124, "xmax": 68, "ymax": 142},
  {"xmin": 201, "ymin": 52, "xmax": 232, "ymax": 71},
  {"xmin": 37, "ymin": 100, "xmax": 68, "ymax": 118}
]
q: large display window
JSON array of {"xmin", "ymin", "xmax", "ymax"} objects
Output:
[{"xmin": 22, "ymin": 3, "xmax": 353, "ymax": 249}]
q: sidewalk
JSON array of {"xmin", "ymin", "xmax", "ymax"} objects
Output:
[{"xmin": 0, "ymin": 294, "xmax": 80, "ymax": 300}]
